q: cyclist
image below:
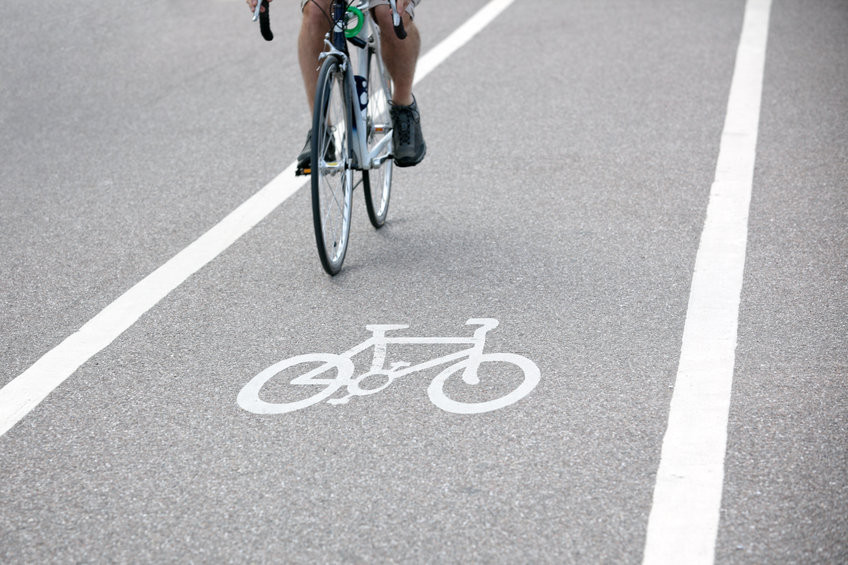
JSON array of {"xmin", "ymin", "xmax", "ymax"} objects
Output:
[{"xmin": 247, "ymin": 0, "xmax": 427, "ymax": 169}]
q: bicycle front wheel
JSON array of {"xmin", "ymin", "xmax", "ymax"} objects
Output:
[
  {"xmin": 362, "ymin": 45, "xmax": 393, "ymax": 229},
  {"xmin": 312, "ymin": 56, "xmax": 353, "ymax": 275}
]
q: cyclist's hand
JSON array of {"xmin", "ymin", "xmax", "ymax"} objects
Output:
[{"xmin": 246, "ymin": 0, "xmax": 271, "ymax": 14}]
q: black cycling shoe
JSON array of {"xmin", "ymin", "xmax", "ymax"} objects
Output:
[
  {"xmin": 390, "ymin": 98, "xmax": 426, "ymax": 167},
  {"xmin": 295, "ymin": 130, "xmax": 313, "ymax": 175},
  {"xmin": 296, "ymin": 129, "xmax": 337, "ymax": 175}
]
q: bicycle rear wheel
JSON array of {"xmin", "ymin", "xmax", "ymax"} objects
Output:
[
  {"xmin": 312, "ymin": 56, "xmax": 353, "ymax": 275},
  {"xmin": 362, "ymin": 45, "xmax": 393, "ymax": 229},
  {"xmin": 427, "ymin": 353, "xmax": 540, "ymax": 414}
]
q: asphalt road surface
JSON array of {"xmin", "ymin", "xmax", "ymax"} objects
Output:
[{"xmin": 1, "ymin": 0, "xmax": 845, "ymax": 563}]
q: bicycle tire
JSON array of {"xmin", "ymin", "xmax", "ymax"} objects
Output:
[
  {"xmin": 362, "ymin": 44, "xmax": 393, "ymax": 229},
  {"xmin": 237, "ymin": 353, "xmax": 354, "ymax": 415},
  {"xmin": 312, "ymin": 56, "xmax": 353, "ymax": 275},
  {"xmin": 427, "ymin": 353, "xmax": 540, "ymax": 414}
]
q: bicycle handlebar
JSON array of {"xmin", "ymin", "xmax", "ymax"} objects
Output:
[
  {"xmin": 253, "ymin": 0, "xmax": 406, "ymax": 43},
  {"xmin": 388, "ymin": 0, "xmax": 407, "ymax": 39},
  {"xmin": 254, "ymin": 0, "xmax": 273, "ymax": 41}
]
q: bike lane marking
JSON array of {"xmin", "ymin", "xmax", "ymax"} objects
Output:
[
  {"xmin": 0, "ymin": 0, "xmax": 519, "ymax": 438},
  {"xmin": 235, "ymin": 318, "xmax": 540, "ymax": 415},
  {"xmin": 642, "ymin": 0, "xmax": 772, "ymax": 563}
]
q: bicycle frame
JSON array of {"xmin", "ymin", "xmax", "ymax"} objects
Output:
[
  {"xmin": 325, "ymin": 319, "xmax": 500, "ymax": 404},
  {"xmin": 320, "ymin": 0, "xmax": 394, "ymax": 171}
]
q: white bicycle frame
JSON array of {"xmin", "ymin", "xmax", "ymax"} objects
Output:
[
  {"xmin": 319, "ymin": 0, "xmax": 394, "ymax": 172},
  {"xmin": 326, "ymin": 318, "xmax": 500, "ymax": 404}
]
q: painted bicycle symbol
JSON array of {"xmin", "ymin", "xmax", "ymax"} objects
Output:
[{"xmin": 237, "ymin": 318, "xmax": 540, "ymax": 414}]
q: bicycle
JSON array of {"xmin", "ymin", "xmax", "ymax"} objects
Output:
[
  {"xmin": 237, "ymin": 318, "xmax": 541, "ymax": 414},
  {"xmin": 256, "ymin": 0, "xmax": 405, "ymax": 275}
]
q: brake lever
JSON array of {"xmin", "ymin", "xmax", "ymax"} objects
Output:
[{"xmin": 388, "ymin": 0, "xmax": 407, "ymax": 39}]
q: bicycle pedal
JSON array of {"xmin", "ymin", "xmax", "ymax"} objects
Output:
[{"xmin": 296, "ymin": 167, "xmax": 311, "ymax": 176}]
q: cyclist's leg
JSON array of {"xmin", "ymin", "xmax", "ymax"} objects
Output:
[
  {"xmin": 297, "ymin": 0, "xmax": 333, "ymax": 170},
  {"xmin": 372, "ymin": 1, "xmax": 426, "ymax": 167},
  {"xmin": 299, "ymin": 0, "xmax": 333, "ymax": 111},
  {"xmin": 370, "ymin": 1, "xmax": 420, "ymax": 106}
]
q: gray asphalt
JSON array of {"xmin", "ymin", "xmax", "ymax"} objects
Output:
[{"xmin": 1, "ymin": 0, "xmax": 845, "ymax": 563}]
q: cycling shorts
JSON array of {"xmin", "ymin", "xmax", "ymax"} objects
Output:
[{"xmin": 300, "ymin": 0, "xmax": 420, "ymax": 19}]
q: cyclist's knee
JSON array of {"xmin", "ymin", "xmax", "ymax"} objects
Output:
[{"xmin": 302, "ymin": 0, "xmax": 331, "ymax": 30}]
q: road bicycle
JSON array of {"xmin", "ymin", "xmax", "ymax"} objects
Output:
[
  {"xmin": 237, "ymin": 318, "xmax": 541, "ymax": 414},
  {"xmin": 256, "ymin": 0, "xmax": 404, "ymax": 275}
]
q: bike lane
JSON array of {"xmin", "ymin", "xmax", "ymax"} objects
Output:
[{"xmin": 2, "ymin": 0, "xmax": 749, "ymax": 562}]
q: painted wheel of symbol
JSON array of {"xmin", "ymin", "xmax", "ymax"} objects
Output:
[
  {"xmin": 427, "ymin": 353, "xmax": 540, "ymax": 414},
  {"xmin": 237, "ymin": 353, "xmax": 354, "ymax": 414}
]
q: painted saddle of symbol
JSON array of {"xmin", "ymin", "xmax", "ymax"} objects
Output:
[{"xmin": 238, "ymin": 318, "xmax": 540, "ymax": 415}]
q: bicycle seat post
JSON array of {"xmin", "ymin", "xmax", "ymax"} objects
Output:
[{"xmin": 360, "ymin": 324, "xmax": 405, "ymax": 374}]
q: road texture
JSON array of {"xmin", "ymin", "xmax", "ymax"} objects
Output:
[{"xmin": 1, "ymin": 0, "xmax": 845, "ymax": 563}]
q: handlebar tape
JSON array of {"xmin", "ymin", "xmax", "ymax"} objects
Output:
[{"xmin": 259, "ymin": 0, "xmax": 273, "ymax": 41}]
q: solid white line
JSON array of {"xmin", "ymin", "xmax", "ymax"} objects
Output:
[
  {"xmin": 642, "ymin": 0, "xmax": 772, "ymax": 564},
  {"xmin": 0, "ymin": 0, "xmax": 518, "ymax": 437},
  {"xmin": 0, "ymin": 162, "xmax": 302, "ymax": 436}
]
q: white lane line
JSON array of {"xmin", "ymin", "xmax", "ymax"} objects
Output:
[
  {"xmin": 0, "ymin": 162, "xmax": 300, "ymax": 436},
  {"xmin": 0, "ymin": 0, "xmax": 518, "ymax": 438},
  {"xmin": 642, "ymin": 0, "xmax": 772, "ymax": 564}
]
